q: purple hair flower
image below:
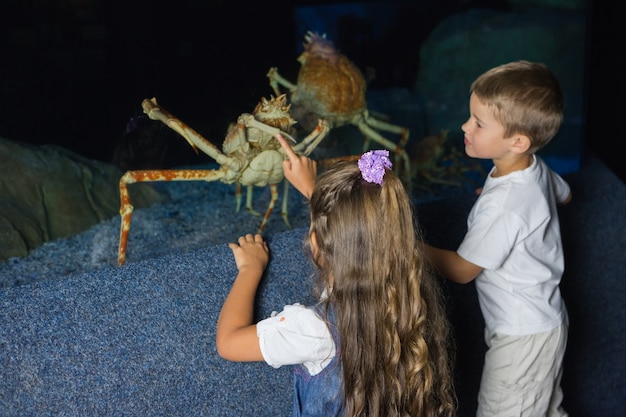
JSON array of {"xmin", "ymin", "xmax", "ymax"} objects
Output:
[{"xmin": 358, "ymin": 150, "xmax": 392, "ymax": 185}]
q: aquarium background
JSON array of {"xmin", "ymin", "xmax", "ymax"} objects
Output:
[
  {"xmin": 0, "ymin": 1, "xmax": 592, "ymax": 170},
  {"xmin": 0, "ymin": 0, "xmax": 624, "ymax": 208}
]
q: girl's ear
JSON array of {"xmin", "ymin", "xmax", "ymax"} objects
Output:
[
  {"xmin": 309, "ymin": 230, "xmax": 319, "ymax": 259},
  {"xmin": 511, "ymin": 134, "xmax": 532, "ymax": 154}
]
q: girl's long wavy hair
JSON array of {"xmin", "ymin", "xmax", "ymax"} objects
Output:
[{"xmin": 307, "ymin": 161, "xmax": 457, "ymax": 417}]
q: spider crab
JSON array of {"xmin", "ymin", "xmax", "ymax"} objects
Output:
[
  {"xmin": 410, "ymin": 130, "xmax": 486, "ymax": 194},
  {"xmin": 267, "ymin": 31, "xmax": 412, "ymax": 189},
  {"xmin": 117, "ymin": 95, "xmax": 329, "ymax": 265}
]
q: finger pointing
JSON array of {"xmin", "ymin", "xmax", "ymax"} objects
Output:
[{"xmin": 276, "ymin": 133, "xmax": 298, "ymax": 162}]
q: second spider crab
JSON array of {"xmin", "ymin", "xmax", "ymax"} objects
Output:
[
  {"xmin": 117, "ymin": 94, "xmax": 329, "ymax": 265},
  {"xmin": 267, "ymin": 31, "xmax": 412, "ymax": 189},
  {"xmin": 410, "ymin": 130, "xmax": 487, "ymax": 194}
]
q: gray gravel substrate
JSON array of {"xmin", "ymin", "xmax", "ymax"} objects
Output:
[{"xmin": 0, "ymin": 178, "xmax": 312, "ymax": 287}]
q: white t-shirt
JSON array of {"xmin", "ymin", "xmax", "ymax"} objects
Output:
[
  {"xmin": 457, "ymin": 155, "xmax": 571, "ymax": 336},
  {"xmin": 256, "ymin": 303, "xmax": 335, "ymax": 376}
]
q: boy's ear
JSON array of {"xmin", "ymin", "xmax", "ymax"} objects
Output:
[{"xmin": 511, "ymin": 134, "xmax": 532, "ymax": 154}]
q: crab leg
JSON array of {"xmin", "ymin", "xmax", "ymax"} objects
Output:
[
  {"xmin": 281, "ymin": 179, "xmax": 291, "ymax": 229},
  {"xmin": 258, "ymin": 183, "xmax": 280, "ymax": 232},
  {"xmin": 267, "ymin": 67, "xmax": 297, "ymax": 96},
  {"xmin": 118, "ymin": 168, "xmax": 225, "ymax": 266},
  {"xmin": 290, "ymin": 119, "xmax": 331, "ymax": 156},
  {"xmin": 244, "ymin": 185, "xmax": 260, "ymax": 216},
  {"xmin": 238, "ymin": 114, "xmax": 297, "ymax": 144},
  {"xmin": 141, "ymin": 98, "xmax": 235, "ymax": 165}
]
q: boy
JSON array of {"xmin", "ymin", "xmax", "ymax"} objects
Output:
[{"xmin": 423, "ymin": 61, "xmax": 572, "ymax": 417}]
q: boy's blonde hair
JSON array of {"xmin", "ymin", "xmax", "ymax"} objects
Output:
[
  {"xmin": 308, "ymin": 161, "xmax": 456, "ymax": 417},
  {"xmin": 471, "ymin": 60, "xmax": 564, "ymax": 151}
]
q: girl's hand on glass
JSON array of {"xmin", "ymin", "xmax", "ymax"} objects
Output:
[{"xmin": 276, "ymin": 133, "xmax": 317, "ymax": 199}]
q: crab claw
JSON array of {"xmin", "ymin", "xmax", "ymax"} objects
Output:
[{"xmin": 278, "ymin": 131, "xmax": 297, "ymax": 143}]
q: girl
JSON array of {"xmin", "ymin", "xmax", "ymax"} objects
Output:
[{"xmin": 216, "ymin": 138, "xmax": 456, "ymax": 417}]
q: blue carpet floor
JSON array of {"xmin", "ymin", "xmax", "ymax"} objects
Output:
[{"xmin": 1, "ymin": 152, "xmax": 624, "ymax": 416}]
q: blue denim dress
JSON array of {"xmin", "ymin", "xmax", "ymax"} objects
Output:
[{"xmin": 292, "ymin": 305, "xmax": 343, "ymax": 417}]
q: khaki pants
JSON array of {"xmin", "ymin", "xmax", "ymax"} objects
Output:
[{"xmin": 477, "ymin": 320, "xmax": 568, "ymax": 417}]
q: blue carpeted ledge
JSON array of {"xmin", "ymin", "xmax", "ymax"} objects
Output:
[
  {"xmin": 1, "ymin": 153, "xmax": 625, "ymax": 416},
  {"xmin": 0, "ymin": 230, "xmax": 316, "ymax": 416}
]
